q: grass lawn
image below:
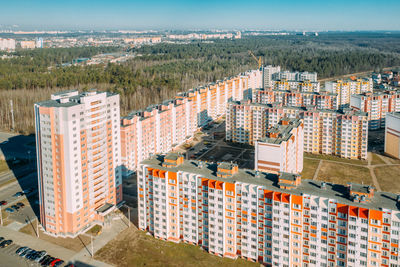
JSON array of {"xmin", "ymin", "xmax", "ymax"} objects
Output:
[
  {"xmin": 374, "ymin": 166, "xmax": 400, "ymax": 194},
  {"xmin": 301, "ymin": 158, "xmax": 320, "ymax": 179},
  {"xmin": 371, "ymin": 153, "xmax": 386, "ymax": 165},
  {"xmin": 304, "ymin": 153, "xmax": 367, "ymax": 165},
  {"xmin": 316, "ymin": 162, "xmax": 373, "ymax": 186},
  {"xmin": 19, "ymin": 219, "xmax": 91, "ymax": 252},
  {"xmin": 96, "ymin": 227, "xmax": 258, "ymax": 267}
]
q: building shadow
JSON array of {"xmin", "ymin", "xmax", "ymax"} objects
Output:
[
  {"xmin": 0, "ymin": 134, "xmax": 40, "ymax": 219},
  {"xmin": 68, "ymin": 261, "xmax": 96, "ymax": 267}
]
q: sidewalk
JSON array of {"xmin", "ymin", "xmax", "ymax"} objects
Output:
[{"xmin": 71, "ymin": 214, "xmax": 128, "ymax": 265}]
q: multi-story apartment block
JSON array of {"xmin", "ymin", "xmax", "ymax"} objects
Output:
[
  {"xmin": 276, "ymin": 70, "xmax": 317, "ymax": 82},
  {"xmin": 325, "ymin": 78, "xmax": 373, "ymax": 108},
  {"xmin": 139, "ymin": 153, "xmax": 400, "ymax": 266},
  {"xmin": 34, "ymin": 90, "xmax": 122, "ymax": 237},
  {"xmin": 121, "ymin": 69, "xmax": 262, "ymax": 175},
  {"xmin": 273, "ymin": 80, "xmax": 320, "ymax": 92},
  {"xmin": 255, "ymin": 118, "xmax": 303, "ymax": 174},
  {"xmin": 253, "ymin": 89, "xmax": 338, "ymax": 110},
  {"xmin": 385, "ymin": 112, "xmax": 400, "ymax": 159},
  {"xmin": 0, "ymin": 38, "xmax": 16, "ymax": 51},
  {"xmin": 350, "ymin": 91, "xmax": 400, "ymax": 130},
  {"xmin": 226, "ymin": 101, "xmax": 368, "ymax": 159},
  {"xmin": 20, "ymin": 40, "xmax": 37, "ymax": 49},
  {"xmin": 262, "ymin": 65, "xmax": 281, "ymax": 88}
]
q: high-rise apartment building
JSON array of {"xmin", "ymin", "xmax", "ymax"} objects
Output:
[
  {"xmin": 226, "ymin": 101, "xmax": 368, "ymax": 159},
  {"xmin": 253, "ymin": 89, "xmax": 338, "ymax": 110},
  {"xmin": 0, "ymin": 38, "xmax": 16, "ymax": 51},
  {"xmin": 262, "ymin": 65, "xmax": 281, "ymax": 88},
  {"xmin": 139, "ymin": 153, "xmax": 400, "ymax": 266},
  {"xmin": 255, "ymin": 118, "xmax": 303, "ymax": 174},
  {"xmin": 325, "ymin": 78, "xmax": 373, "ymax": 108},
  {"xmin": 277, "ymin": 70, "xmax": 317, "ymax": 82},
  {"xmin": 350, "ymin": 91, "xmax": 400, "ymax": 130},
  {"xmin": 121, "ymin": 69, "xmax": 262, "ymax": 175},
  {"xmin": 385, "ymin": 112, "xmax": 400, "ymax": 159},
  {"xmin": 34, "ymin": 90, "xmax": 122, "ymax": 237}
]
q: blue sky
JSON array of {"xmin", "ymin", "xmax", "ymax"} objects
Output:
[{"xmin": 1, "ymin": 0, "xmax": 399, "ymax": 30}]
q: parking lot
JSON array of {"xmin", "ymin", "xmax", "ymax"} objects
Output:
[{"xmin": 0, "ymin": 238, "xmax": 67, "ymax": 267}]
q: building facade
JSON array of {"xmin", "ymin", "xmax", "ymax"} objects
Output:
[
  {"xmin": 350, "ymin": 91, "xmax": 400, "ymax": 130},
  {"xmin": 255, "ymin": 118, "xmax": 303, "ymax": 174},
  {"xmin": 139, "ymin": 154, "xmax": 400, "ymax": 267},
  {"xmin": 273, "ymin": 80, "xmax": 320, "ymax": 92},
  {"xmin": 262, "ymin": 65, "xmax": 281, "ymax": 88},
  {"xmin": 253, "ymin": 89, "xmax": 337, "ymax": 110},
  {"xmin": 0, "ymin": 38, "xmax": 16, "ymax": 51},
  {"xmin": 385, "ymin": 112, "xmax": 400, "ymax": 159},
  {"xmin": 34, "ymin": 90, "xmax": 122, "ymax": 237},
  {"xmin": 277, "ymin": 71, "xmax": 318, "ymax": 82},
  {"xmin": 226, "ymin": 101, "xmax": 368, "ymax": 159},
  {"xmin": 121, "ymin": 69, "xmax": 263, "ymax": 175},
  {"xmin": 325, "ymin": 78, "xmax": 373, "ymax": 108}
]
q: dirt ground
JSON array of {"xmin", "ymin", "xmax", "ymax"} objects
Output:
[
  {"xmin": 374, "ymin": 166, "xmax": 400, "ymax": 193},
  {"xmin": 301, "ymin": 158, "xmax": 320, "ymax": 179},
  {"xmin": 19, "ymin": 219, "xmax": 91, "ymax": 252},
  {"xmin": 95, "ymin": 226, "xmax": 258, "ymax": 267}
]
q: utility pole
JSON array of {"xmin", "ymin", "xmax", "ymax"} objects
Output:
[{"xmin": 10, "ymin": 99, "xmax": 15, "ymax": 131}]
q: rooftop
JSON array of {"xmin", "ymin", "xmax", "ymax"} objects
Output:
[
  {"xmin": 141, "ymin": 155, "xmax": 400, "ymax": 212},
  {"xmin": 260, "ymin": 118, "xmax": 302, "ymax": 144},
  {"xmin": 36, "ymin": 90, "xmax": 117, "ymax": 108}
]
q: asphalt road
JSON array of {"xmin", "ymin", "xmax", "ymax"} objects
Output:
[
  {"xmin": 0, "ymin": 243, "xmax": 39, "ymax": 267},
  {"xmin": 0, "ymin": 132, "xmax": 36, "ymax": 160},
  {"xmin": 0, "ymin": 163, "xmax": 36, "ymax": 186}
]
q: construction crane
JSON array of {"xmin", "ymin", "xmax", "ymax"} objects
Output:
[{"xmin": 248, "ymin": 51, "xmax": 262, "ymax": 69}]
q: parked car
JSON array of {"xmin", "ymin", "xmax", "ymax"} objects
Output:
[
  {"xmin": 22, "ymin": 188, "xmax": 33, "ymax": 194},
  {"xmin": 24, "ymin": 249, "xmax": 36, "ymax": 258},
  {"xmin": 0, "ymin": 237, "xmax": 4, "ymax": 242},
  {"xmin": 39, "ymin": 255, "xmax": 51, "ymax": 265},
  {"xmin": 0, "ymin": 240, "xmax": 13, "ymax": 248},
  {"xmin": 35, "ymin": 251, "xmax": 47, "ymax": 262},
  {"xmin": 16, "ymin": 202, "xmax": 25, "ymax": 208},
  {"xmin": 11, "ymin": 204, "xmax": 20, "ymax": 211},
  {"xmin": 0, "ymin": 200, "xmax": 7, "ymax": 206},
  {"xmin": 50, "ymin": 259, "xmax": 62, "ymax": 267},
  {"xmin": 13, "ymin": 192, "xmax": 24, "ymax": 197},
  {"xmin": 20, "ymin": 248, "xmax": 32, "ymax": 257},
  {"xmin": 16, "ymin": 246, "xmax": 28, "ymax": 255},
  {"xmin": 5, "ymin": 207, "xmax": 14, "ymax": 213},
  {"xmin": 53, "ymin": 260, "xmax": 64, "ymax": 267},
  {"xmin": 42, "ymin": 256, "xmax": 56, "ymax": 266}
]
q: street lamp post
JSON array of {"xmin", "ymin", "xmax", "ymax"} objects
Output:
[
  {"xmin": 37, "ymin": 220, "xmax": 39, "ymax": 238},
  {"xmin": 91, "ymin": 234, "xmax": 94, "ymax": 258}
]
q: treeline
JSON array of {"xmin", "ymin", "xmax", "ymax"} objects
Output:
[{"xmin": 1, "ymin": 34, "xmax": 400, "ymax": 134}]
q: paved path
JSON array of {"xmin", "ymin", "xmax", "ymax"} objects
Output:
[{"xmin": 312, "ymin": 160, "xmax": 323, "ymax": 180}]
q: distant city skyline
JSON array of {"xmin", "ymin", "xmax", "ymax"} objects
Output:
[{"xmin": 1, "ymin": 0, "xmax": 400, "ymax": 31}]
